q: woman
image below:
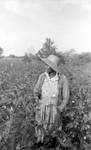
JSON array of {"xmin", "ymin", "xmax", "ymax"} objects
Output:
[{"xmin": 34, "ymin": 54, "xmax": 69, "ymax": 143}]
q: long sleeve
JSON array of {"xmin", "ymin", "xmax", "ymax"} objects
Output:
[
  {"xmin": 34, "ymin": 73, "xmax": 46, "ymax": 102},
  {"xmin": 58, "ymin": 75, "xmax": 69, "ymax": 111}
]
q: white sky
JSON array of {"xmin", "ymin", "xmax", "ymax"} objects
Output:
[{"xmin": 0, "ymin": 0, "xmax": 91, "ymax": 56}]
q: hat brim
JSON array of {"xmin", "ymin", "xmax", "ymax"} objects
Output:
[{"xmin": 41, "ymin": 58, "xmax": 59, "ymax": 72}]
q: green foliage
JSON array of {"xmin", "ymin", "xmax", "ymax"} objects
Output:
[
  {"xmin": 22, "ymin": 53, "xmax": 32, "ymax": 63},
  {"xmin": 37, "ymin": 38, "xmax": 57, "ymax": 58},
  {"xmin": 0, "ymin": 47, "xmax": 3, "ymax": 56},
  {"xmin": 63, "ymin": 50, "xmax": 91, "ymax": 66},
  {"xmin": 0, "ymin": 51, "xmax": 91, "ymax": 150}
]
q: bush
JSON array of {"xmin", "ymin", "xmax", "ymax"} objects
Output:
[{"xmin": 0, "ymin": 54, "xmax": 91, "ymax": 150}]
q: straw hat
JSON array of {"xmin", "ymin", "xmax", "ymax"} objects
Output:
[{"xmin": 40, "ymin": 54, "xmax": 60, "ymax": 72}]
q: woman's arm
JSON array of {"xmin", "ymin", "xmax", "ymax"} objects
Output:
[
  {"xmin": 58, "ymin": 75, "xmax": 69, "ymax": 112},
  {"xmin": 34, "ymin": 73, "xmax": 45, "ymax": 103}
]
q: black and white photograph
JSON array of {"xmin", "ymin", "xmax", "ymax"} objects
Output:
[{"xmin": 0, "ymin": 0, "xmax": 91, "ymax": 149}]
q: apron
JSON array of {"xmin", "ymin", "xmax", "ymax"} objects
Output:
[{"xmin": 35, "ymin": 72, "xmax": 60, "ymax": 142}]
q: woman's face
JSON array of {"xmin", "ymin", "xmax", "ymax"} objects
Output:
[{"xmin": 46, "ymin": 66, "xmax": 56, "ymax": 76}]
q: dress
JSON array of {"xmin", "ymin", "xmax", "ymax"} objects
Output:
[
  {"xmin": 34, "ymin": 72, "xmax": 69, "ymax": 142},
  {"xmin": 35, "ymin": 72, "xmax": 60, "ymax": 141}
]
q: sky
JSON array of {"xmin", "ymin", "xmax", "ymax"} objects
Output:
[{"xmin": 0, "ymin": 0, "xmax": 91, "ymax": 56}]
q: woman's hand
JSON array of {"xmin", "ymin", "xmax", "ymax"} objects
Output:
[{"xmin": 57, "ymin": 105, "xmax": 64, "ymax": 112}]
